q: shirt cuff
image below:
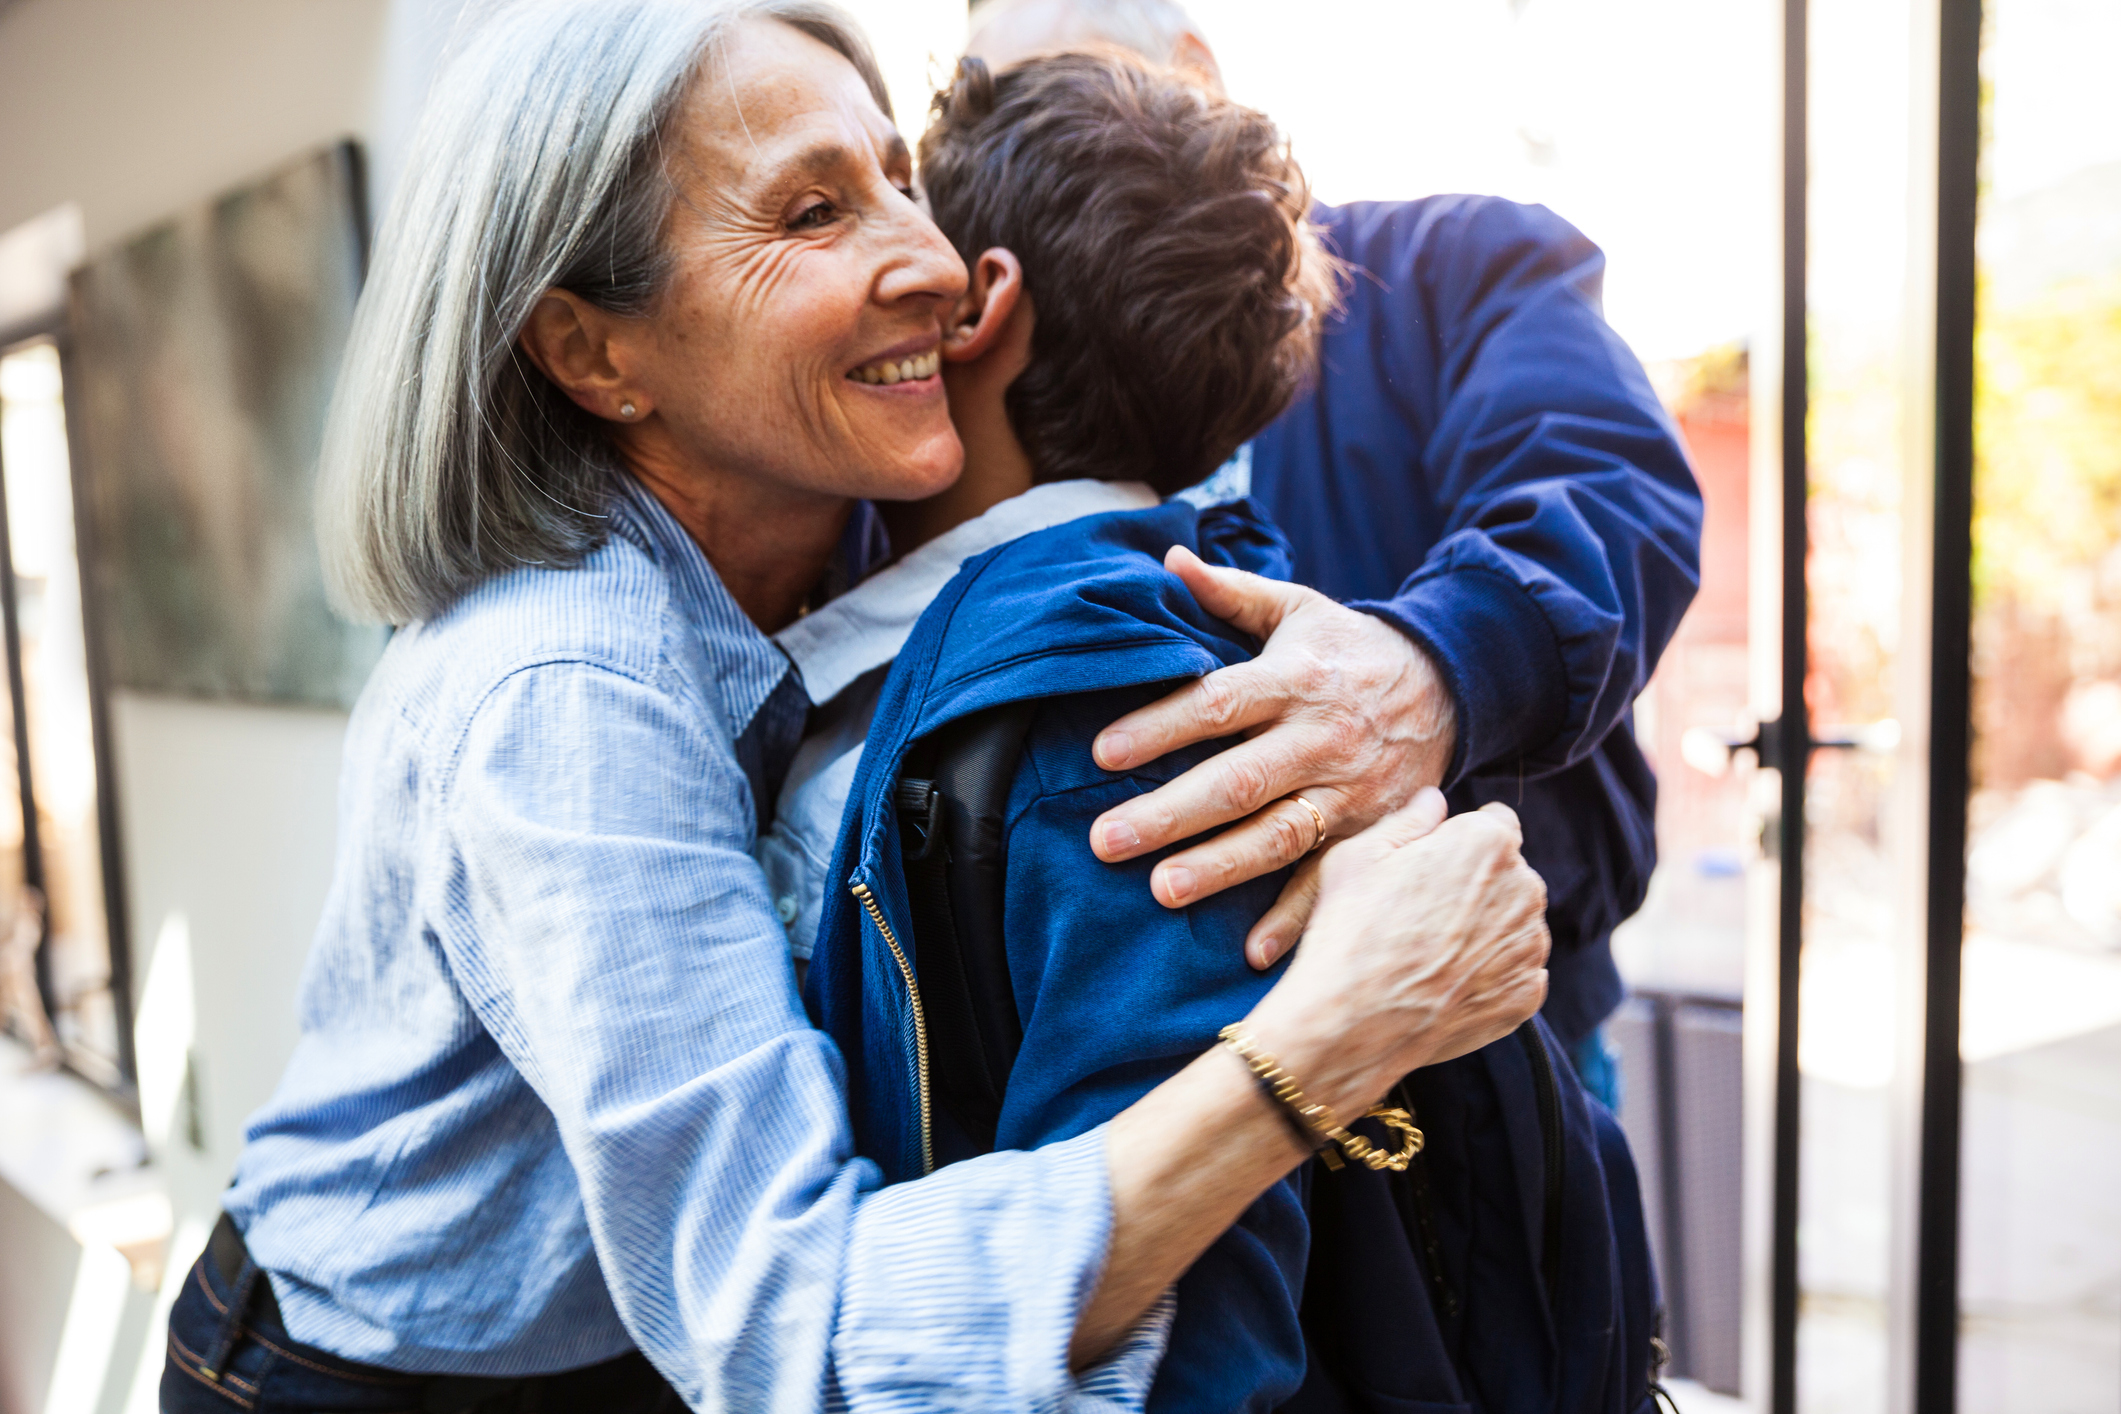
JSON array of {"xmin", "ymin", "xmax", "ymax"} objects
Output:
[
  {"xmin": 830, "ymin": 1126, "xmax": 1154, "ymax": 1413},
  {"xmin": 1066, "ymin": 1288, "xmax": 1176, "ymax": 1413},
  {"xmin": 823, "ymin": 1292, "xmax": 1174, "ymax": 1414},
  {"xmin": 1349, "ymin": 565, "xmax": 1569, "ymax": 787}
]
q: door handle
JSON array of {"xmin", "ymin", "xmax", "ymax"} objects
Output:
[{"xmin": 1680, "ymin": 717, "xmax": 1900, "ymax": 776}]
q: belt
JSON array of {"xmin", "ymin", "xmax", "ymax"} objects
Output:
[
  {"xmin": 208, "ymin": 1210, "xmax": 282, "ymax": 1324},
  {"xmin": 207, "ymin": 1212, "xmax": 531, "ymax": 1414}
]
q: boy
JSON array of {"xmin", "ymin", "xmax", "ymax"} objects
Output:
[{"xmin": 768, "ymin": 52, "xmax": 1655, "ymax": 1413}]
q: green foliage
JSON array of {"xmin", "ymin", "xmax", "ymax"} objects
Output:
[{"xmin": 1974, "ymin": 274, "xmax": 2121, "ymax": 613}]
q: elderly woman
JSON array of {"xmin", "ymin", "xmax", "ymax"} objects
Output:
[{"xmin": 158, "ymin": 3, "xmax": 1550, "ymax": 1411}]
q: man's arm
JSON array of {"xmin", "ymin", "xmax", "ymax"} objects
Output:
[
  {"xmin": 1345, "ymin": 197, "xmax": 1702, "ymax": 784},
  {"xmin": 1087, "ymin": 199, "xmax": 1701, "ymax": 927}
]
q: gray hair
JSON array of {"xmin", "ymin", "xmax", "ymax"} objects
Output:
[
  {"xmin": 966, "ymin": 0, "xmax": 1201, "ymax": 65},
  {"xmin": 317, "ymin": 0, "xmax": 888, "ymax": 625}
]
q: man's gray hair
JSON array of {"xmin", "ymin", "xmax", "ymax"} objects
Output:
[
  {"xmin": 316, "ymin": 0, "xmax": 887, "ymax": 625},
  {"xmin": 966, "ymin": 0, "xmax": 1200, "ymax": 65}
]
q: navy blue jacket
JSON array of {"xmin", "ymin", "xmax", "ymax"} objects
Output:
[
  {"xmin": 1251, "ymin": 198, "xmax": 1702, "ymax": 1043},
  {"xmin": 807, "ymin": 500, "xmax": 1654, "ymax": 1413}
]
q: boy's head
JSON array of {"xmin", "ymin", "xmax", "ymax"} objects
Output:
[{"xmin": 918, "ymin": 52, "xmax": 1339, "ymax": 497}]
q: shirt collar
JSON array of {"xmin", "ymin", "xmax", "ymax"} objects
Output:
[
  {"xmin": 775, "ymin": 479, "xmax": 1160, "ymax": 707},
  {"xmin": 607, "ymin": 475, "xmax": 793, "ymax": 738}
]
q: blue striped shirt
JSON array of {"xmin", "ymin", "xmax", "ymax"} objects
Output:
[{"xmin": 225, "ymin": 476, "xmax": 1169, "ymax": 1410}]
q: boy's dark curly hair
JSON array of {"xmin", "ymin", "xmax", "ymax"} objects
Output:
[{"xmin": 918, "ymin": 52, "xmax": 1341, "ymax": 496}]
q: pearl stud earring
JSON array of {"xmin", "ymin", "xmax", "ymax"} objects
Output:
[{"xmin": 619, "ymin": 401, "xmax": 637, "ymax": 419}]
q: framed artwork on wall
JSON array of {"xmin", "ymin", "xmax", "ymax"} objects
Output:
[{"xmin": 68, "ymin": 140, "xmax": 385, "ymax": 711}]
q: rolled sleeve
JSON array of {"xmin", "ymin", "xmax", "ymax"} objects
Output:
[
  {"xmin": 1071, "ymin": 1291, "xmax": 1177, "ymax": 1413},
  {"xmin": 830, "ymin": 1133, "xmax": 1173, "ymax": 1413}
]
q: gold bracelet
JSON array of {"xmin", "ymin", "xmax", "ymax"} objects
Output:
[{"xmin": 1218, "ymin": 1024, "xmax": 1424, "ymax": 1173}]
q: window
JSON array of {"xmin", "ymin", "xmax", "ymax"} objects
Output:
[{"xmin": 0, "ymin": 332, "xmax": 131, "ymax": 1093}]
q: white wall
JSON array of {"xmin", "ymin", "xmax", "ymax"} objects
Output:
[
  {"xmin": 0, "ymin": 1180, "xmax": 80, "ymax": 1414},
  {"xmin": 0, "ymin": 0, "xmax": 392, "ymax": 247},
  {"xmin": 108, "ymin": 696, "xmax": 349, "ymax": 1219}
]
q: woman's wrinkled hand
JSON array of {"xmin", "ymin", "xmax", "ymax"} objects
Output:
[{"xmin": 1242, "ymin": 793, "xmax": 1550, "ymax": 1114}]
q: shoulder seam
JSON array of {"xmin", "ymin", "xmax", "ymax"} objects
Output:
[{"xmin": 430, "ymin": 647, "xmax": 692, "ymax": 802}]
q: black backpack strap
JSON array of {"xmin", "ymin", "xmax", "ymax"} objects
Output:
[
  {"xmin": 894, "ymin": 765, "xmax": 997, "ymax": 1152},
  {"xmin": 895, "ymin": 701, "xmax": 1036, "ymax": 1161}
]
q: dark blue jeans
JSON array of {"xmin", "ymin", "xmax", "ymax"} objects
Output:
[{"xmin": 162, "ymin": 1219, "xmax": 681, "ymax": 1413}]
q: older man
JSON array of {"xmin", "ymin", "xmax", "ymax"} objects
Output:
[{"xmin": 970, "ymin": 0, "xmax": 1703, "ymax": 1095}]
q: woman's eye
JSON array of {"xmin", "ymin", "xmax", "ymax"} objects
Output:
[
  {"xmin": 789, "ymin": 199, "xmax": 838, "ymax": 231},
  {"xmin": 895, "ymin": 185, "xmax": 917, "ymax": 203}
]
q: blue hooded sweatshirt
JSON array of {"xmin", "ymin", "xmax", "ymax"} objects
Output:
[{"xmin": 805, "ymin": 497, "xmax": 1657, "ymax": 1414}]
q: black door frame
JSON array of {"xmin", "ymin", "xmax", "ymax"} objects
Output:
[
  {"xmin": 1768, "ymin": 1, "xmax": 1808, "ymax": 1407},
  {"xmin": 1915, "ymin": 0, "xmax": 1981, "ymax": 1408},
  {"xmin": 1769, "ymin": 0, "xmax": 1980, "ymax": 1409}
]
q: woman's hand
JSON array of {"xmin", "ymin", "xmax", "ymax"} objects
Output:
[
  {"xmin": 1075, "ymin": 791, "xmax": 1547, "ymax": 1367},
  {"xmin": 1241, "ymin": 792, "xmax": 1551, "ymax": 1119}
]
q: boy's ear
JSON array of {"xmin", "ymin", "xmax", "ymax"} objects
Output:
[{"xmin": 941, "ymin": 247, "xmax": 1026, "ymax": 364}]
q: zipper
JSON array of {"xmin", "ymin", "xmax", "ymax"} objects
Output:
[
  {"xmin": 850, "ymin": 880, "xmax": 933, "ymax": 1175},
  {"xmin": 1389, "ymin": 1079, "xmax": 1459, "ymax": 1321},
  {"xmin": 1517, "ymin": 1022, "xmax": 1564, "ymax": 1299}
]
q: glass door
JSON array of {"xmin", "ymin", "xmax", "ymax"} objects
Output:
[
  {"xmin": 1614, "ymin": 0, "xmax": 1916, "ymax": 1405},
  {"xmin": 1955, "ymin": 0, "xmax": 2121, "ymax": 1406},
  {"xmin": 1612, "ymin": 1, "xmax": 2121, "ymax": 1410},
  {"xmin": 1787, "ymin": 0, "xmax": 1922, "ymax": 1409}
]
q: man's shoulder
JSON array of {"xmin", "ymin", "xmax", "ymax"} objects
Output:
[
  {"xmin": 1322, "ymin": 192, "xmax": 1592, "ymax": 250},
  {"xmin": 1319, "ymin": 194, "xmax": 1600, "ymax": 293}
]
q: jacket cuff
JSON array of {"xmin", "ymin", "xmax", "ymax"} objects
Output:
[{"xmin": 1349, "ymin": 566, "xmax": 1570, "ymax": 787}]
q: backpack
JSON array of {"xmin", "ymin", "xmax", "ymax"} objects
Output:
[{"xmin": 891, "ymin": 701, "xmax": 1666, "ymax": 1414}]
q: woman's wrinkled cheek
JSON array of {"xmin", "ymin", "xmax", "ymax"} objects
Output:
[
  {"xmin": 666, "ymin": 233, "xmax": 804, "ymax": 374},
  {"xmin": 715, "ymin": 229, "xmax": 830, "ymax": 333},
  {"xmin": 729, "ymin": 249, "xmax": 852, "ymax": 405}
]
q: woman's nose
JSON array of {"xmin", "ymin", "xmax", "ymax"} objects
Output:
[{"xmin": 875, "ymin": 199, "xmax": 969, "ymax": 310}]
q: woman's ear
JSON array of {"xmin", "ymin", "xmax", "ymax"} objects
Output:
[
  {"xmin": 941, "ymin": 248, "xmax": 1026, "ymax": 365},
  {"xmin": 518, "ymin": 289, "xmax": 650, "ymax": 423}
]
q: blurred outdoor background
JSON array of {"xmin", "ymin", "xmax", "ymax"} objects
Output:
[{"xmin": 0, "ymin": 1, "xmax": 2115, "ymax": 1411}]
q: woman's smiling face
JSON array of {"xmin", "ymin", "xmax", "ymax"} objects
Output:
[{"xmin": 633, "ymin": 19, "xmax": 970, "ymax": 503}]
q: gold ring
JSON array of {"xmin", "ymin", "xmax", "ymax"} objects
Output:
[{"xmin": 1289, "ymin": 794, "xmax": 1327, "ymax": 853}]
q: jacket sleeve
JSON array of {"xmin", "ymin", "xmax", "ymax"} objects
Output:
[
  {"xmin": 990, "ymin": 689, "xmax": 1310, "ymax": 1414},
  {"xmin": 1339, "ymin": 197, "xmax": 1703, "ymax": 785}
]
